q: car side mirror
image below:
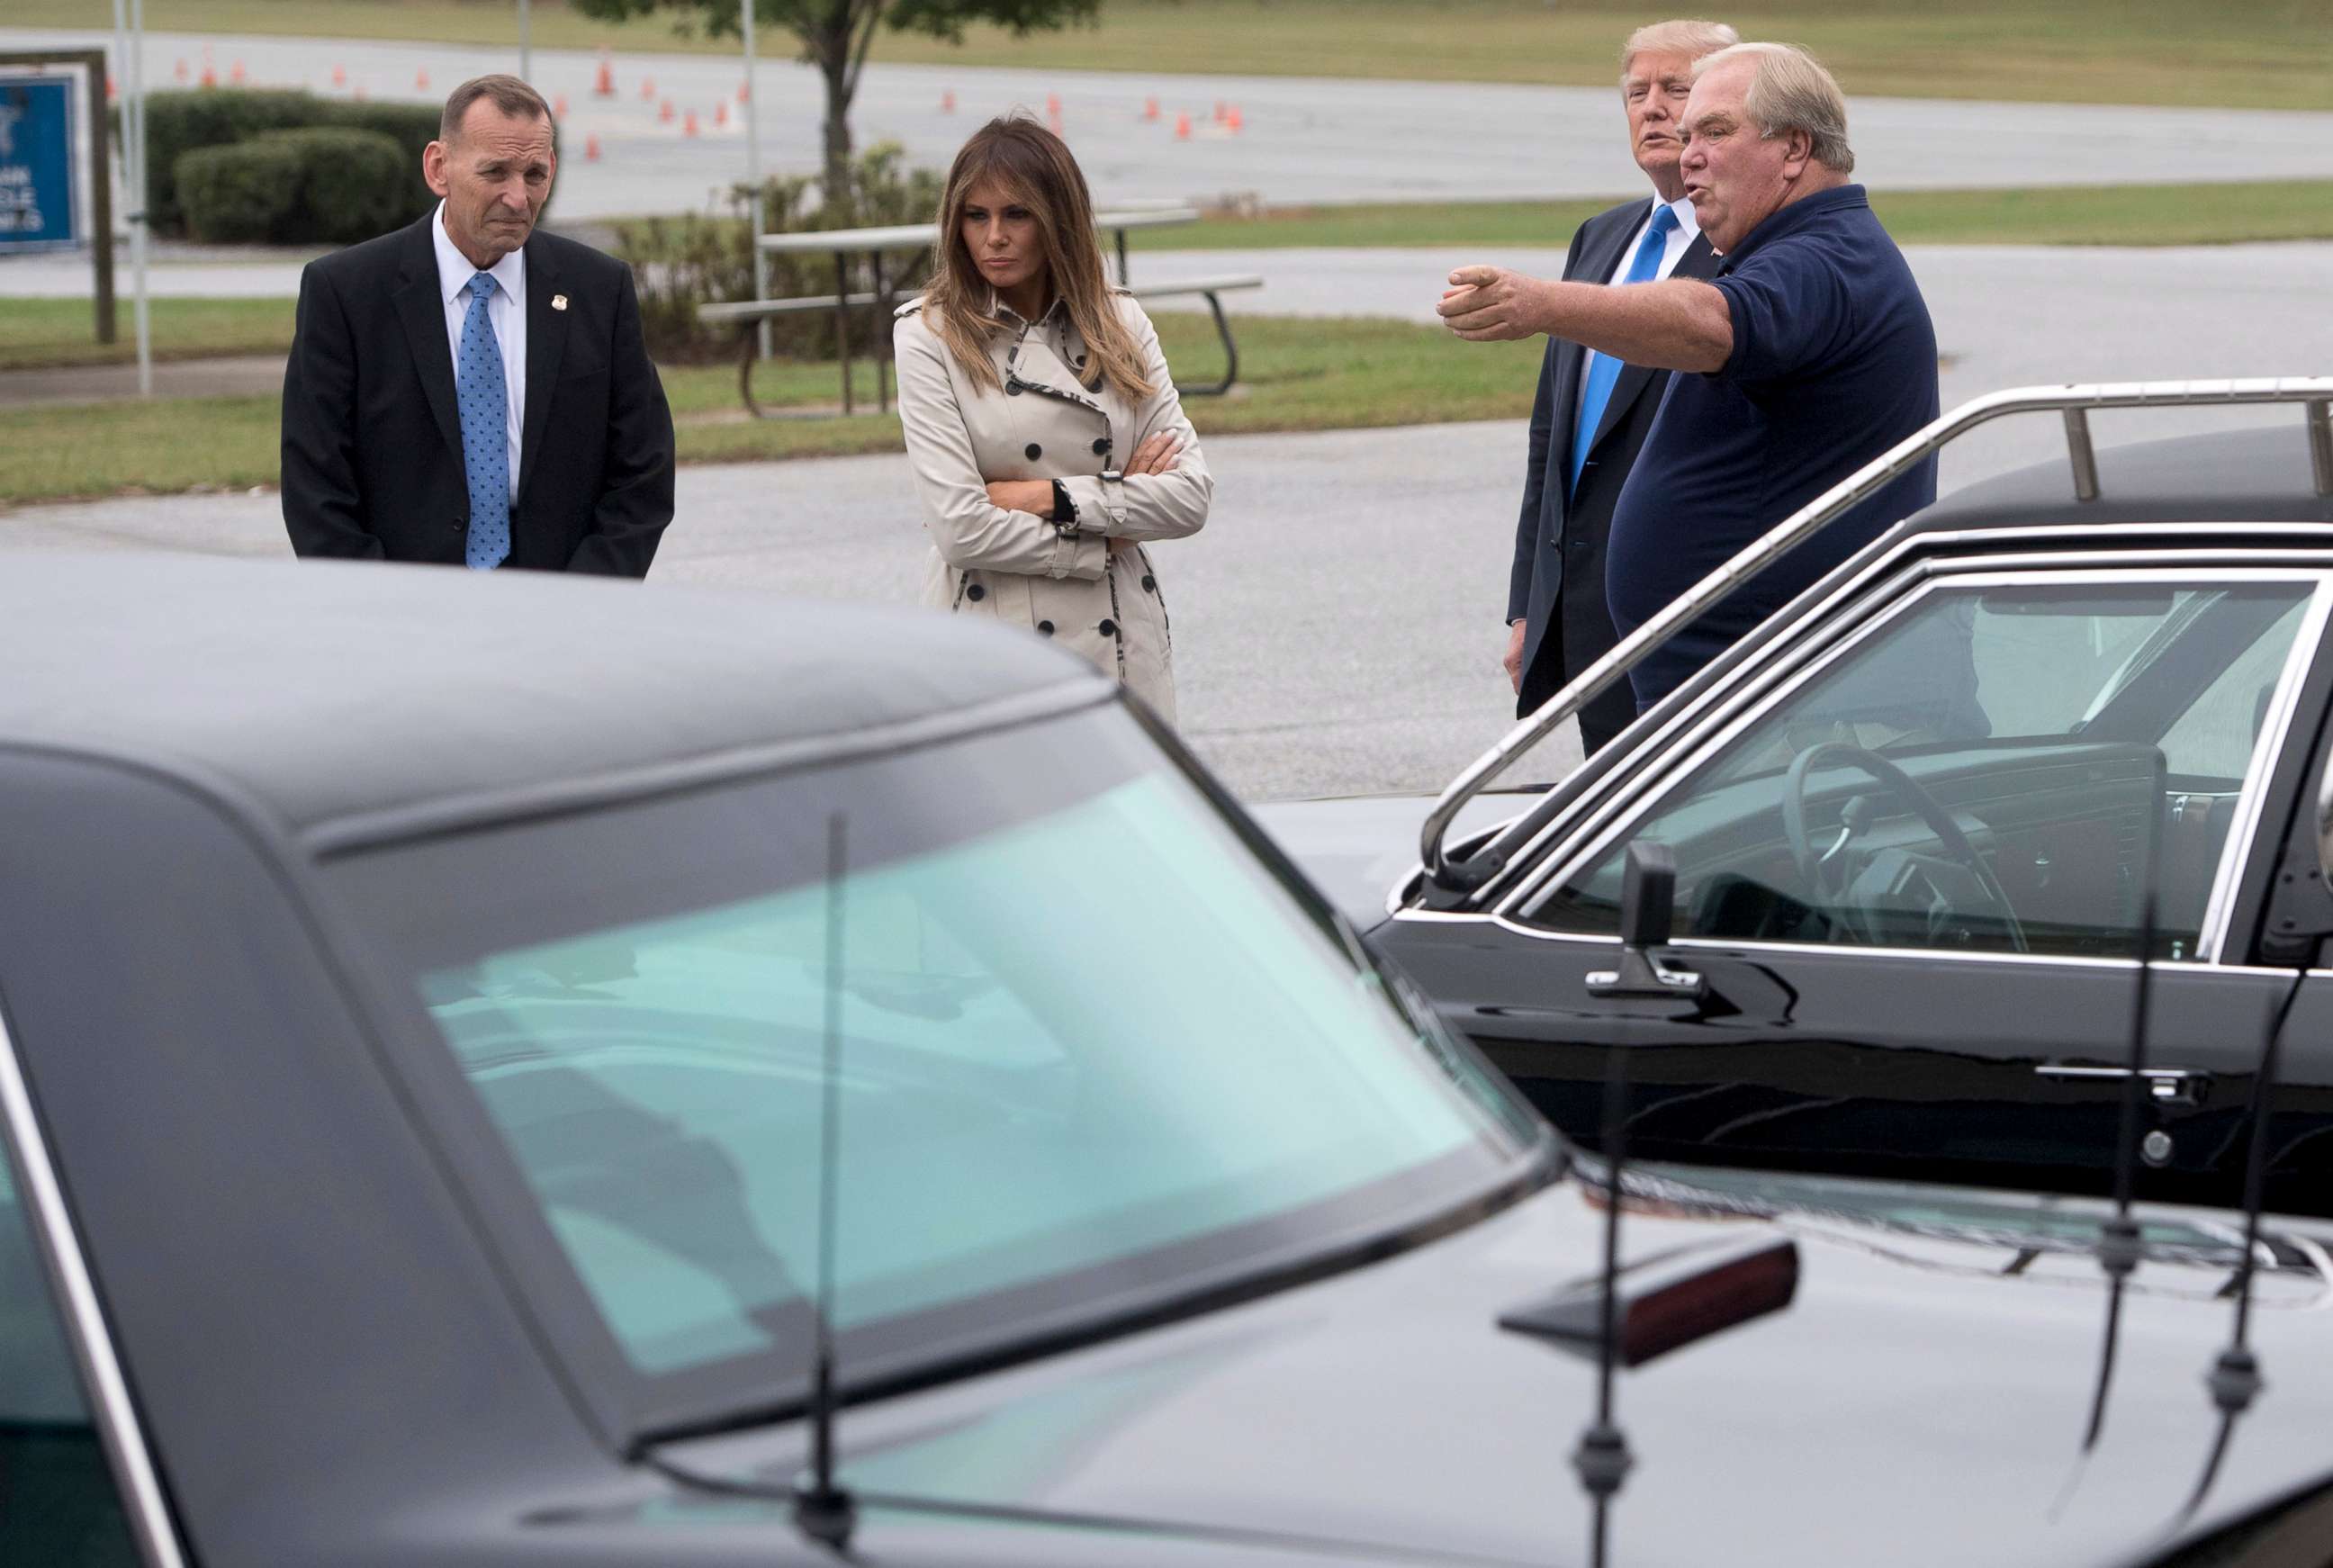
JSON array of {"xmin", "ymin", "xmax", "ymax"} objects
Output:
[{"xmin": 1586, "ymin": 842, "xmax": 1706, "ymax": 1000}]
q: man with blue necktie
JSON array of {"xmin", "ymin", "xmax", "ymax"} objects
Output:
[
  {"xmin": 282, "ymin": 76, "xmax": 675, "ymax": 576},
  {"xmin": 1488, "ymin": 19, "xmax": 1734, "ymax": 753}
]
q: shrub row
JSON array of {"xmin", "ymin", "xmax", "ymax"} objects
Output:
[
  {"xmin": 176, "ymin": 128, "xmax": 416, "ymax": 246},
  {"xmin": 617, "ymin": 142, "xmax": 946, "ymax": 365},
  {"xmin": 141, "ymin": 88, "xmax": 439, "ymax": 239}
]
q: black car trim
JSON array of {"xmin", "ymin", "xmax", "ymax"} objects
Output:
[
  {"xmin": 302, "ymin": 679, "xmax": 1115, "ymax": 857},
  {"xmin": 1488, "ymin": 564, "xmax": 2333, "ymax": 966},
  {"xmin": 0, "ymin": 994, "xmax": 187, "ymax": 1568}
]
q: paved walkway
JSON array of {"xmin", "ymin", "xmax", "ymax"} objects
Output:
[
  {"xmin": 0, "ymin": 355, "xmax": 286, "ymax": 407},
  {"xmin": 11, "ymin": 26, "xmax": 2333, "ymax": 216}
]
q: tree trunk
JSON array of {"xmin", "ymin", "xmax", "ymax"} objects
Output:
[{"xmin": 820, "ymin": 51, "xmax": 855, "ymax": 211}]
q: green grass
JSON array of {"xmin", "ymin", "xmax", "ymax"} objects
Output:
[
  {"xmin": 1130, "ymin": 180, "xmax": 2333, "ymax": 251},
  {"xmin": 6, "ymin": 0, "xmax": 2327, "ymax": 110},
  {"xmin": 0, "ymin": 312, "xmax": 1539, "ymax": 503},
  {"xmin": 0, "ymin": 297, "xmax": 297, "ymax": 371}
]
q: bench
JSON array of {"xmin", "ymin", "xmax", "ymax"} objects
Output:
[{"xmin": 698, "ymin": 266, "xmax": 1263, "ymax": 418}]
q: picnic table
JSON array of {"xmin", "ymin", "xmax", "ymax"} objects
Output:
[{"xmin": 698, "ymin": 206, "xmax": 1264, "ymax": 419}]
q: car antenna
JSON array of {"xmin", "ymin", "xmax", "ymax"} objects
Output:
[
  {"xmin": 793, "ymin": 812, "xmax": 859, "ymax": 1552},
  {"xmin": 2072, "ymin": 875, "xmax": 2163, "ymax": 1461},
  {"xmin": 1572, "ymin": 844, "xmax": 1674, "ymax": 1568},
  {"xmin": 2171, "ymin": 963, "xmax": 2306, "ymax": 1526}
]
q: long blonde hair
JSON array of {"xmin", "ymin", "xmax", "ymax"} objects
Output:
[{"xmin": 919, "ymin": 116, "xmax": 1152, "ymax": 404}]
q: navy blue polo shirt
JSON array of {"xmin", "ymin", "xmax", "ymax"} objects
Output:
[{"xmin": 1605, "ymin": 184, "xmax": 1939, "ymax": 710}]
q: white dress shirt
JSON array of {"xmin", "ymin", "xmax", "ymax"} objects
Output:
[
  {"xmin": 1578, "ymin": 192, "xmax": 1702, "ymax": 388},
  {"xmin": 430, "ymin": 201, "xmax": 527, "ymax": 499}
]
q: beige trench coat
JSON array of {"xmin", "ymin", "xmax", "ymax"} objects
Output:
[{"xmin": 893, "ymin": 291, "xmax": 1212, "ymax": 722}]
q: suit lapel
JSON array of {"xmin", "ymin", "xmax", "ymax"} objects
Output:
[
  {"xmin": 517, "ymin": 238, "xmax": 570, "ymax": 508},
  {"xmin": 1547, "ymin": 204, "xmax": 1645, "ymax": 506},
  {"xmin": 1583, "ymin": 229, "xmax": 1717, "ymax": 460},
  {"xmin": 390, "ymin": 219, "xmax": 464, "ymax": 465}
]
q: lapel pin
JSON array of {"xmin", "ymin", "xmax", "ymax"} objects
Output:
[{"xmin": 551, "ymin": 293, "xmax": 569, "ymax": 311}]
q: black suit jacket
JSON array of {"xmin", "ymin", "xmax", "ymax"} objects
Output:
[
  {"xmin": 281, "ymin": 214, "xmax": 675, "ymax": 576},
  {"xmin": 1508, "ymin": 198, "xmax": 1717, "ymax": 734}
]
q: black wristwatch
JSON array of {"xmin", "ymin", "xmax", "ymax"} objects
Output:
[{"xmin": 1049, "ymin": 478, "xmax": 1077, "ymax": 535}]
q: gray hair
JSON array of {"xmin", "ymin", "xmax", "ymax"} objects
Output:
[
  {"xmin": 1618, "ymin": 19, "xmax": 1740, "ymax": 83},
  {"xmin": 439, "ymin": 74, "xmax": 553, "ymax": 144},
  {"xmin": 1694, "ymin": 41, "xmax": 1854, "ymax": 174}
]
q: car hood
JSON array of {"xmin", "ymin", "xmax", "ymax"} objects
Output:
[
  {"xmin": 1248, "ymin": 792, "xmax": 1524, "ymax": 928},
  {"xmin": 659, "ymin": 1165, "xmax": 2333, "ymax": 1568}
]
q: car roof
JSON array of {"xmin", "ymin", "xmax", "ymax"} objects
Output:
[
  {"xmin": 1914, "ymin": 424, "xmax": 2333, "ymax": 533},
  {"xmin": 0, "ymin": 554, "xmax": 1112, "ymax": 852}
]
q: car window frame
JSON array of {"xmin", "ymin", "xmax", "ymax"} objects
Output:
[
  {"xmin": 0, "ymin": 989, "xmax": 185, "ymax": 1568},
  {"xmin": 1491, "ymin": 558, "xmax": 2333, "ymax": 969}
]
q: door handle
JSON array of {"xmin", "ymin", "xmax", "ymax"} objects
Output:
[
  {"xmin": 2034, "ymin": 1063, "xmax": 2211, "ymax": 1106},
  {"xmin": 1585, "ymin": 950, "xmax": 1706, "ymax": 1000}
]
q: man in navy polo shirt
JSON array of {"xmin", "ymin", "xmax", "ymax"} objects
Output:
[{"xmin": 1440, "ymin": 41, "xmax": 1938, "ymax": 713}]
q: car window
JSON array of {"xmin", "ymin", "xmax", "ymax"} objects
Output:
[
  {"xmin": 333, "ymin": 704, "xmax": 1540, "ymax": 1421},
  {"xmin": 1527, "ymin": 575, "xmax": 2321, "ymax": 961},
  {"xmin": 0, "ymin": 1133, "xmax": 144, "ymax": 1566}
]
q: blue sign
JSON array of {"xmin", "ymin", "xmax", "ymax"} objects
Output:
[{"xmin": 0, "ymin": 76, "xmax": 78, "ymax": 253}]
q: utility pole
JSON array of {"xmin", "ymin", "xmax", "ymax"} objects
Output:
[
  {"xmin": 743, "ymin": 0, "xmax": 770, "ymax": 358},
  {"xmin": 518, "ymin": 0, "xmax": 533, "ymax": 81}
]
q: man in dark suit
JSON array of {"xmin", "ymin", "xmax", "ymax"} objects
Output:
[
  {"xmin": 282, "ymin": 75, "xmax": 674, "ymax": 576},
  {"xmin": 1499, "ymin": 19, "xmax": 1735, "ymax": 752}
]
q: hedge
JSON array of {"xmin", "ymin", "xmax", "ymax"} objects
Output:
[
  {"xmin": 142, "ymin": 88, "xmax": 439, "ymax": 237},
  {"xmin": 176, "ymin": 127, "xmax": 415, "ymax": 245}
]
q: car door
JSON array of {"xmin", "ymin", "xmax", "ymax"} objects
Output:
[{"xmin": 1376, "ymin": 560, "xmax": 2333, "ymax": 1212}]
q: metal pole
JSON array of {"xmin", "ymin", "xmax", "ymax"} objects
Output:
[
  {"xmin": 517, "ymin": 0, "xmax": 532, "ymax": 82},
  {"xmin": 743, "ymin": 0, "xmax": 770, "ymax": 359},
  {"xmin": 130, "ymin": 0, "xmax": 150, "ymax": 394}
]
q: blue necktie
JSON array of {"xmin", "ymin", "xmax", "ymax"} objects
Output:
[
  {"xmin": 455, "ymin": 272, "xmax": 511, "ymax": 570},
  {"xmin": 1569, "ymin": 203, "xmax": 1680, "ymax": 495}
]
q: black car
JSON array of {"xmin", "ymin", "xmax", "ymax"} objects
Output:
[
  {"xmin": 8, "ymin": 551, "xmax": 2333, "ymax": 1567},
  {"xmin": 1264, "ymin": 382, "xmax": 2333, "ymax": 1216}
]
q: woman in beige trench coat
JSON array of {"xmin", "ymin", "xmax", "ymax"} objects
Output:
[{"xmin": 894, "ymin": 116, "xmax": 1212, "ymax": 723}]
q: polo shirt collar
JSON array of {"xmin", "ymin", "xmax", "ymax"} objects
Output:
[{"xmin": 1715, "ymin": 182, "xmax": 1869, "ymax": 272}]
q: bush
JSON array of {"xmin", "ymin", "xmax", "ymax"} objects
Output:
[
  {"xmin": 617, "ymin": 141, "xmax": 946, "ymax": 365},
  {"xmin": 144, "ymin": 89, "xmax": 446, "ymax": 240},
  {"xmin": 143, "ymin": 88, "xmax": 319, "ymax": 234},
  {"xmin": 176, "ymin": 127, "xmax": 416, "ymax": 245},
  {"xmin": 174, "ymin": 138, "xmax": 306, "ymax": 244}
]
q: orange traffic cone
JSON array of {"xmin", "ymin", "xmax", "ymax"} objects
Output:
[
  {"xmin": 714, "ymin": 101, "xmax": 729, "ymax": 128},
  {"xmin": 737, "ymin": 81, "xmax": 750, "ymax": 103},
  {"xmin": 682, "ymin": 110, "xmax": 699, "ymax": 137},
  {"xmin": 199, "ymin": 63, "xmax": 217, "ymax": 87},
  {"xmin": 553, "ymin": 94, "xmax": 570, "ymax": 118},
  {"xmin": 585, "ymin": 134, "xmax": 601, "ymax": 161},
  {"xmin": 1048, "ymin": 108, "xmax": 1064, "ymax": 137},
  {"xmin": 941, "ymin": 90, "xmax": 956, "ymax": 113},
  {"xmin": 1212, "ymin": 99, "xmax": 1227, "ymax": 122},
  {"xmin": 107, "ymin": 74, "xmax": 118, "ymax": 102},
  {"xmin": 414, "ymin": 68, "xmax": 429, "ymax": 92},
  {"xmin": 230, "ymin": 59, "xmax": 247, "ymax": 84},
  {"xmin": 1174, "ymin": 111, "xmax": 1191, "ymax": 140},
  {"xmin": 1047, "ymin": 92, "xmax": 1061, "ymax": 117},
  {"xmin": 1226, "ymin": 104, "xmax": 1243, "ymax": 133},
  {"xmin": 659, "ymin": 98, "xmax": 675, "ymax": 123},
  {"xmin": 330, "ymin": 62, "xmax": 346, "ymax": 86},
  {"xmin": 1142, "ymin": 95, "xmax": 1159, "ymax": 121},
  {"xmin": 640, "ymin": 76, "xmax": 656, "ymax": 101},
  {"xmin": 175, "ymin": 58, "xmax": 189, "ymax": 82},
  {"xmin": 593, "ymin": 57, "xmax": 614, "ymax": 97}
]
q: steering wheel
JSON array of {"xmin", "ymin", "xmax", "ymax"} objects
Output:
[{"xmin": 1779, "ymin": 742, "xmax": 2026, "ymax": 953}]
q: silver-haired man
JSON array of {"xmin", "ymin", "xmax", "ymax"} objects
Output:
[{"xmin": 1446, "ymin": 42, "xmax": 1938, "ymax": 716}]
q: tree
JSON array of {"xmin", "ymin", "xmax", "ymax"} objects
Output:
[{"xmin": 572, "ymin": 0, "xmax": 1103, "ymax": 204}]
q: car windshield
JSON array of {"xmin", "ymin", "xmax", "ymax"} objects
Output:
[{"xmin": 329, "ymin": 703, "xmax": 1541, "ymax": 1434}]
